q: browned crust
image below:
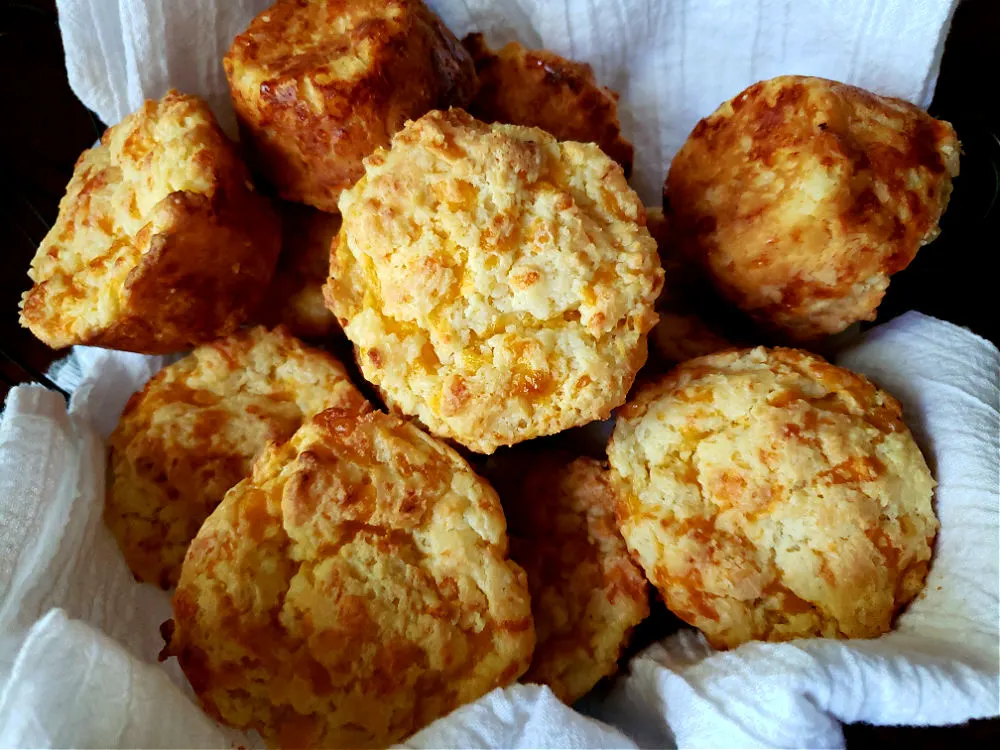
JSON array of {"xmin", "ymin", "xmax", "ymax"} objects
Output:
[
  {"xmin": 94, "ymin": 191, "xmax": 278, "ymax": 353},
  {"xmin": 487, "ymin": 452, "xmax": 649, "ymax": 703},
  {"xmin": 463, "ymin": 33, "xmax": 633, "ymax": 177},
  {"xmin": 225, "ymin": 0, "xmax": 477, "ymax": 211},
  {"xmin": 665, "ymin": 76, "xmax": 959, "ymax": 341},
  {"xmin": 20, "ymin": 92, "xmax": 281, "ymax": 354}
]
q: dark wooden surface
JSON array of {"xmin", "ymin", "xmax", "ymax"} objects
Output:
[{"xmin": 1, "ymin": 0, "xmax": 997, "ymax": 743}]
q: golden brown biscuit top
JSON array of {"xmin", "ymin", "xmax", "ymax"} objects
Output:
[
  {"xmin": 666, "ymin": 75, "xmax": 960, "ymax": 340},
  {"xmin": 167, "ymin": 406, "xmax": 534, "ymax": 748},
  {"xmin": 463, "ymin": 33, "xmax": 633, "ymax": 174},
  {"xmin": 227, "ymin": 0, "xmax": 398, "ymax": 84},
  {"xmin": 226, "ymin": 0, "xmax": 468, "ymax": 105},
  {"xmin": 106, "ymin": 326, "xmax": 365, "ymax": 588},
  {"xmin": 492, "ymin": 454, "xmax": 648, "ymax": 703},
  {"xmin": 327, "ymin": 108, "xmax": 662, "ymax": 453},
  {"xmin": 609, "ymin": 346, "xmax": 937, "ymax": 648}
]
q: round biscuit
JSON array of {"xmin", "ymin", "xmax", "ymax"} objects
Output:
[
  {"xmin": 166, "ymin": 407, "xmax": 534, "ymax": 748},
  {"xmin": 462, "ymin": 33, "xmax": 633, "ymax": 175},
  {"xmin": 488, "ymin": 453, "xmax": 649, "ymax": 704},
  {"xmin": 325, "ymin": 108, "xmax": 663, "ymax": 454},
  {"xmin": 255, "ymin": 203, "xmax": 341, "ymax": 338},
  {"xmin": 105, "ymin": 326, "xmax": 365, "ymax": 589},
  {"xmin": 666, "ymin": 75, "xmax": 960, "ymax": 341},
  {"xmin": 608, "ymin": 346, "xmax": 937, "ymax": 649},
  {"xmin": 645, "ymin": 207, "xmax": 733, "ymax": 366},
  {"xmin": 224, "ymin": 0, "xmax": 476, "ymax": 211}
]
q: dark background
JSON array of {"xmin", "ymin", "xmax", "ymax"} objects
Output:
[{"xmin": 0, "ymin": 0, "xmax": 997, "ymax": 743}]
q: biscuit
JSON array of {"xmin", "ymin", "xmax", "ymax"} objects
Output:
[
  {"xmin": 645, "ymin": 208, "xmax": 733, "ymax": 366},
  {"xmin": 666, "ymin": 76, "xmax": 960, "ymax": 341},
  {"xmin": 325, "ymin": 109, "xmax": 663, "ymax": 454},
  {"xmin": 255, "ymin": 203, "xmax": 340, "ymax": 338},
  {"xmin": 488, "ymin": 454, "xmax": 649, "ymax": 704},
  {"xmin": 225, "ymin": 0, "xmax": 477, "ymax": 212},
  {"xmin": 463, "ymin": 33, "xmax": 633, "ymax": 175},
  {"xmin": 165, "ymin": 407, "xmax": 534, "ymax": 748},
  {"xmin": 608, "ymin": 347, "xmax": 937, "ymax": 649},
  {"xmin": 105, "ymin": 326, "xmax": 365, "ymax": 589},
  {"xmin": 20, "ymin": 90, "xmax": 280, "ymax": 354}
]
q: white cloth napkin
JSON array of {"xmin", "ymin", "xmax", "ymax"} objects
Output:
[
  {"xmin": 55, "ymin": 0, "xmax": 960, "ymax": 202},
  {"xmin": 2, "ymin": 313, "xmax": 997, "ymax": 748}
]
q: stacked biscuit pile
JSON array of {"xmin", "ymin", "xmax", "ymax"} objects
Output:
[{"xmin": 18, "ymin": 1, "xmax": 958, "ymax": 747}]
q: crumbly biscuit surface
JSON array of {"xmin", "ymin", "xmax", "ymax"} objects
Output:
[
  {"xmin": 167, "ymin": 408, "xmax": 534, "ymax": 748},
  {"xmin": 326, "ymin": 109, "xmax": 662, "ymax": 453},
  {"xmin": 255, "ymin": 203, "xmax": 341, "ymax": 338},
  {"xmin": 608, "ymin": 347, "xmax": 937, "ymax": 649},
  {"xmin": 106, "ymin": 326, "xmax": 364, "ymax": 588},
  {"xmin": 666, "ymin": 75, "xmax": 959, "ymax": 341},
  {"xmin": 20, "ymin": 90, "xmax": 280, "ymax": 353},
  {"xmin": 225, "ymin": 0, "xmax": 476, "ymax": 211},
  {"xmin": 491, "ymin": 455, "xmax": 649, "ymax": 703},
  {"xmin": 463, "ymin": 33, "xmax": 633, "ymax": 174}
]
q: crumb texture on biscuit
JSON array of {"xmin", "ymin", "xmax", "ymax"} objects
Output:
[
  {"xmin": 255, "ymin": 203, "xmax": 341, "ymax": 338},
  {"xmin": 105, "ymin": 326, "xmax": 365, "ymax": 589},
  {"xmin": 326, "ymin": 109, "xmax": 663, "ymax": 454},
  {"xmin": 666, "ymin": 75, "xmax": 960, "ymax": 341},
  {"xmin": 463, "ymin": 33, "xmax": 633, "ymax": 175},
  {"xmin": 608, "ymin": 346, "xmax": 937, "ymax": 649},
  {"xmin": 167, "ymin": 408, "xmax": 534, "ymax": 748},
  {"xmin": 225, "ymin": 0, "xmax": 476, "ymax": 211},
  {"xmin": 490, "ymin": 454, "xmax": 648, "ymax": 703},
  {"xmin": 20, "ymin": 90, "xmax": 280, "ymax": 353}
]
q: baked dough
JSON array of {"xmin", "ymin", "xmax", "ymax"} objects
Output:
[
  {"xmin": 463, "ymin": 33, "xmax": 633, "ymax": 175},
  {"xmin": 325, "ymin": 108, "xmax": 662, "ymax": 453},
  {"xmin": 608, "ymin": 346, "xmax": 937, "ymax": 649},
  {"xmin": 166, "ymin": 407, "xmax": 534, "ymax": 747},
  {"xmin": 106, "ymin": 326, "xmax": 365, "ymax": 588},
  {"xmin": 255, "ymin": 203, "xmax": 340, "ymax": 338},
  {"xmin": 666, "ymin": 76, "xmax": 959, "ymax": 341},
  {"xmin": 225, "ymin": 0, "xmax": 476, "ymax": 211},
  {"xmin": 488, "ymin": 453, "xmax": 648, "ymax": 703},
  {"xmin": 20, "ymin": 90, "xmax": 280, "ymax": 353}
]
